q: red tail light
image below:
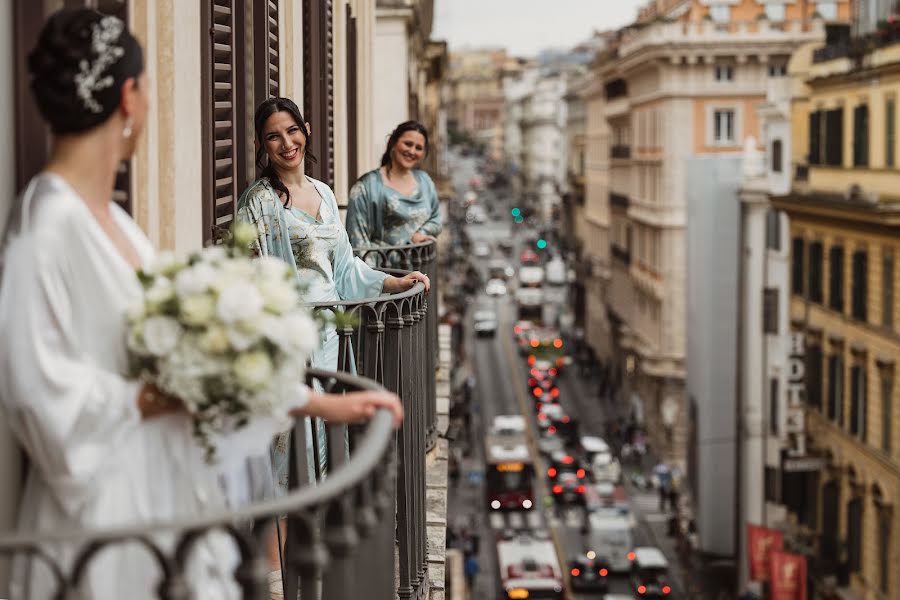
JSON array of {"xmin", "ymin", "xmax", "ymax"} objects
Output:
[
  {"xmin": 627, "ymin": 552, "xmax": 636, "ymax": 561},
  {"xmin": 561, "ymin": 455, "xmax": 574, "ymax": 465},
  {"xmin": 514, "ymin": 325, "xmax": 523, "ymax": 334},
  {"xmin": 530, "ymin": 339, "xmax": 540, "ymax": 348},
  {"xmin": 576, "ymin": 468, "xmax": 586, "ymax": 479},
  {"xmin": 553, "ymin": 338, "xmax": 563, "ymax": 348},
  {"xmin": 547, "ymin": 468, "xmax": 557, "ymax": 477},
  {"xmin": 638, "ymin": 585, "xmax": 647, "ymax": 595},
  {"xmin": 561, "ymin": 415, "xmax": 570, "ymax": 424},
  {"xmin": 549, "ymin": 368, "xmax": 558, "ymax": 377},
  {"xmin": 548, "ymin": 425, "xmax": 557, "ymax": 434},
  {"xmin": 576, "ymin": 485, "xmax": 586, "ymax": 494},
  {"xmin": 535, "ymin": 402, "xmax": 543, "ymax": 410},
  {"xmin": 570, "ymin": 567, "xmax": 580, "ymax": 577},
  {"xmin": 663, "ymin": 586, "xmax": 671, "ymax": 594},
  {"xmin": 530, "ymin": 368, "xmax": 540, "ymax": 377},
  {"xmin": 550, "ymin": 387, "xmax": 560, "ymax": 398},
  {"xmin": 537, "ymin": 412, "xmax": 547, "ymax": 421},
  {"xmin": 527, "ymin": 355, "xmax": 537, "ymax": 366},
  {"xmin": 599, "ymin": 568, "xmax": 608, "ymax": 577},
  {"xmin": 552, "ymin": 484, "xmax": 563, "ymax": 494},
  {"xmin": 528, "ymin": 377, "xmax": 537, "ymax": 387},
  {"xmin": 532, "ymin": 387, "xmax": 543, "ymax": 397}
]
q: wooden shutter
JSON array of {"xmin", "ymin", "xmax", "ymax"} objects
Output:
[
  {"xmin": 809, "ymin": 241, "xmax": 823, "ymax": 303},
  {"xmin": 254, "ymin": 0, "xmax": 279, "ymax": 102},
  {"xmin": 852, "ymin": 250, "xmax": 868, "ymax": 321},
  {"xmin": 346, "ymin": 4, "xmax": 359, "ymax": 187},
  {"xmin": 853, "ymin": 104, "xmax": 869, "ymax": 167},
  {"xmin": 808, "ymin": 110, "xmax": 821, "ymax": 165},
  {"xmin": 763, "ymin": 287, "xmax": 779, "ymax": 334},
  {"xmin": 829, "ymin": 246, "xmax": 844, "ymax": 311},
  {"xmin": 825, "ymin": 108, "xmax": 843, "ymax": 167},
  {"xmin": 303, "ymin": 0, "xmax": 335, "ymax": 189},
  {"xmin": 202, "ymin": 0, "xmax": 247, "ymax": 243}
]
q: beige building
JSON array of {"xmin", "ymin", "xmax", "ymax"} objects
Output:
[
  {"xmin": 0, "ymin": 0, "xmax": 445, "ymax": 590},
  {"xmin": 446, "ymin": 48, "xmax": 511, "ymax": 159},
  {"xmin": 772, "ymin": 16, "xmax": 900, "ymax": 599},
  {"xmin": 584, "ymin": 0, "xmax": 845, "ymax": 469}
]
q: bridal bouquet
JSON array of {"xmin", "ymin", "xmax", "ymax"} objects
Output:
[{"xmin": 126, "ymin": 223, "xmax": 319, "ymax": 461}]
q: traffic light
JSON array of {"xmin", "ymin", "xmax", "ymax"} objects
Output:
[
  {"xmin": 511, "ymin": 207, "xmax": 521, "ymax": 217},
  {"xmin": 536, "ymin": 239, "xmax": 548, "ymax": 250},
  {"xmin": 514, "ymin": 215, "xmax": 524, "ymax": 224}
]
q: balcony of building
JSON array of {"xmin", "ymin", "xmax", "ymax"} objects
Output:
[{"xmin": 0, "ymin": 242, "xmax": 451, "ymax": 600}]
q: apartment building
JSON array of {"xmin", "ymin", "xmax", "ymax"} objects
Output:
[
  {"xmin": 772, "ymin": 14, "xmax": 900, "ymax": 599},
  {"xmin": 588, "ymin": 0, "xmax": 840, "ymax": 481}
]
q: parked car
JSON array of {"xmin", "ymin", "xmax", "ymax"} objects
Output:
[{"xmin": 629, "ymin": 547, "xmax": 672, "ymax": 597}]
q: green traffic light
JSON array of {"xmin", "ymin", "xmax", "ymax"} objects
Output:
[
  {"xmin": 511, "ymin": 207, "xmax": 521, "ymax": 217},
  {"xmin": 514, "ymin": 216, "xmax": 524, "ymax": 224},
  {"xmin": 536, "ymin": 239, "xmax": 548, "ymax": 249}
]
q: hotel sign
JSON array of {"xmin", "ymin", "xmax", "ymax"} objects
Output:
[{"xmin": 784, "ymin": 333, "xmax": 806, "ymax": 457}]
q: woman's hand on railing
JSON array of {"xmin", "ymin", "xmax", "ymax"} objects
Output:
[
  {"xmin": 410, "ymin": 232, "xmax": 436, "ymax": 243},
  {"xmin": 293, "ymin": 390, "xmax": 404, "ymax": 428},
  {"xmin": 383, "ymin": 270, "xmax": 430, "ymax": 294}
]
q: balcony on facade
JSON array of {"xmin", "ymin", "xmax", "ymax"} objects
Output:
[
  {"xmin": 617, "ymin": 18, "xmax": 825, "ymax": 59},
  {"xmin": 0, "ymin": 242, "xmax": 448, "ymax": 600},
  {"xmin": 812, "ymin": 21, "xmax": 900, "ymax": 64},
  {"xmin": 610, "ymin": 192, "xmax": 630, "ymax": 209}
]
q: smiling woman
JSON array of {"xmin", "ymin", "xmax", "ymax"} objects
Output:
[{"xmin": 346, "ymin": 120, "xmax": 442, "ymax": 250}]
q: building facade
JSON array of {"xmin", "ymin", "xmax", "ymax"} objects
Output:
[
  {"xmin": 445, "ymin": 48, "xmax": 510, "ymax": 160},
  {"xmin": 773, "ymin": 16, "xmax": 900, "ymax": 599},
  {"xmin": 587, "ymin": 0, "xmax": 844, "ymax": 481}
]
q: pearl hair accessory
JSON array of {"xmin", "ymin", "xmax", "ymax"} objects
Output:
[{"xmin": 73, "ymin": 15, "xmax": 125, "ymax": 114}]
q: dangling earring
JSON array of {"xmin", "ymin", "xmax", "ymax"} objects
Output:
[{"xmin": 123, "ymin": 117, "xmax": 133, "ymax": 139}]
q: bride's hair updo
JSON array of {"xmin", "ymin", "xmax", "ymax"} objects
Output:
[{"xmin": 28, "ymin": 8, "xmax": 144, "ymax": 134}]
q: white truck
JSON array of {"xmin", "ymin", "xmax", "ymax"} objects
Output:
[{"xmin": 586, "ymin": 511, "xmax": 635, "ymax": 573}]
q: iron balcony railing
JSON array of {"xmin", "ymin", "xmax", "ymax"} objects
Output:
[
  {"xmin": 0, "ymin": 368, "xmax": 397, "ymax": 600},
  {"xmin": 0, "ymin": 241, "xmax": 441, "ymax": 600}
]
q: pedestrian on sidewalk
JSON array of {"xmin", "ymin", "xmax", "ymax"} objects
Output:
[{"xmin": 464, "ymin": 554, "xmax": 480, "ymax": 593}]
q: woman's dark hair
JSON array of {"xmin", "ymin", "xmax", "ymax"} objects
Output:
[
  {"xmin": 381, "ymin": 121, "xmax": 429, "ymax": 173},
  {"xmin": 28, "ymin": 8, "xmax": 144, "ymax": 135},
  {"xmin": 254, "ymin": 97, "xmax": 317, "ymax": 207}
]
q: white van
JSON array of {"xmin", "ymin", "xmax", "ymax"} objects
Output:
[{"xmin": 586, "ymin": 512, "xmax": 635, "ymax": 573}]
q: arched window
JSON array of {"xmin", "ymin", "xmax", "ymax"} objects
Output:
[{"xmin": 772, "ymin": 139, "xmax": 783, "ymax": 173}]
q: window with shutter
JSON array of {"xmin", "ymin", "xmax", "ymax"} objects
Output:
[
  {"xmin": 883, "ymin": 249, "xmax": 894, "ymax": 328},
  {"xmin": 886, "ymin": 98, "xmax": 895, "ymax": 168},
  {"xmin": 792, "ymin": 237, "xmax": 805, "ymax": 296},
  {"xmin": 825, "ymin": 108, "xmax": 843, "ymax": 167},
  {"xmin": 828, "ymin": 354, "xmax": 844, "ymax": 424},
  {"xmin": 807, "ymin": 344, "xmax": 823, "ymax": 410},
  {"xmin": 346, "ymin": 4, "xmax": 359, "ymax": 187},
  {"xmin": 771, "ymin": 139, "xmax": 783, "ymax": 173},
  {"xmin": 253, "ymin": 0, "xmax": 279, "ymax": 103},
  {"xmin": 852, "ymin": 250, "xmax": 868, "ymax": 322},
  {"xmin": 849, "ymin": 363, "xmax": 867, "ymax": 439},
  {"xmin": 829, "ymin": 245, "xmax": 845, "ymax": 311},
  {"xmin": 808, "ymin": 111, "xmax": 821, "ymax": 165},
  {"xmin": 202, "ymin": 0, "xmax": 248, "ymax": 243},
  {"xmin": 809, "ymin": 241, "xmax": 824, "ymax": 303},
  {"xmin": 763, "ymin": 288, "xmax": 779, "ymax": 334},
  {"xmin": 303, "ymin": 0, "xmax": 335, "ymax": 189},
  {"xmin": 853, "ymin": 104, "xmax": 869, "ymax": 167},
  {"xmin": 846, "ymin": 498, "xmax": 862, "ymax": 573}
]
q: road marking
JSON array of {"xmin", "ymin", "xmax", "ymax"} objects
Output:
[{"xmin": 500, "ymin": 314, "xmax": 575, "ymax": 600}]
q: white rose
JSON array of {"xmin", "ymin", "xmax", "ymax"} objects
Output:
[
  {"xmin": 259, "ymin": 279, "xmax": 299, "ymax": 313},
  {"xmin": 233, "ymin": 351, "xmax": 274, "ymax": 389},
  {"xmin": 149, "ymin": 251, "xmax": 182, "ymax": 277},
  {"xmin": 146, "ymin": 277, "xmax": 175, "ymax": 308},
  {"xmin": 282, "ymin": 311, "xmax": 320, "ymax": 354},
  {"xmin": 217, "ymin": 282, "xmax": 264, "ymax": 324},
  {"xmin": 227, "ymin": 320, "xmax": 261, "ymax": 351},
  {"xmin": 143, "ymin": 315, "xmax": 183, "ymax": 356},
  {"xmin": 203, "ymin": 246, "xmax": 228, "ymax": 264},
  {"xmin": 200, "ymin": 324, "xmax": 231, "ymax": 353},
  {"xmin": 256, "ymin": 256, "xmax": 291, "ymax": 283},
  {"xmin": 180, "ymin": 294, "xmax": 217, "ymax": 326},
  {"xmin": 175, "ymin": 262, "xmax": 216, "ymax": 298},
  {"xmin": 126, "ymin": 322, "xmax": 148, "ymax": 355}
]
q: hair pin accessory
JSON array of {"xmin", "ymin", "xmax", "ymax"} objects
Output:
[{"xmin": 74, "ymin": 15, "xmax": 125, "ymax": 114}]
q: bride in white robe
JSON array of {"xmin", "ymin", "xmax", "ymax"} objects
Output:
[{"xmin": 0, "ymin": 8, "xmax": 403, "ymax": 600}]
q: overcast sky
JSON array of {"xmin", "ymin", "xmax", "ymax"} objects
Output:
[{"xmin": 432, "ymin": 0, "xmax": 646, "ymax": 58}]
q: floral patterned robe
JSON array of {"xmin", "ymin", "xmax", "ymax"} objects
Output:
[
  {"xmin": 346, "ymin": 169, "xmax": 442, "ymax": 253},
  {"xmin": 236, "ymin": 175, "xmax": 387, "ymax": 490}
]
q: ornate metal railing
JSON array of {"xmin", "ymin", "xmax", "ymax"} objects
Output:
[
  {"xmin": 304, "ymin": 274, "xmax": 431, "ymax": 600},
  {"xmin": 0, "ymin": 369, "xmax": 396, "ymax": 600},
  {"xmin": 353, "ymin": 240, "xmax": 439, "ymax": 453}
]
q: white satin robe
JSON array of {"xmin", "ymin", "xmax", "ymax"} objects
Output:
[{"xmin": 0, "ymin": 174, "xmax": 238, "ymax": 599}]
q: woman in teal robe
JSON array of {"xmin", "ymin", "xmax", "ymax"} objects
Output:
[
  {"xmin": 236, "ymin": 98, "xmax": 428, "ymax": 491},
  {"xmin": 347, "ymin": 121, "xmax": 442, "ymax": 256}
]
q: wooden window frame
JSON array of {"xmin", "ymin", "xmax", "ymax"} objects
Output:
[
  {"xmin": 201, "ymin": 0, "xmax": 248, "ymax": 244},
  {"xmin": 303, "ymin": 0, "xmax": 334, "ymax": 190}
]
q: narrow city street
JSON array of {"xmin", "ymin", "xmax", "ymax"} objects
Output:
[{"xmin": 446, "ymin": 152, "xmax": 692, "ymax": 599}]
